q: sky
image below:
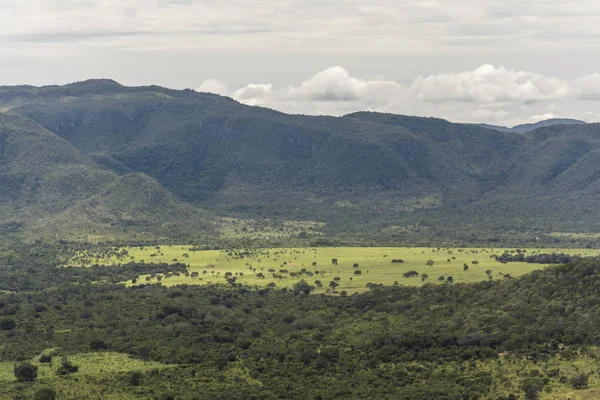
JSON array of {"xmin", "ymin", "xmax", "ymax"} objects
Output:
[{"xmin": 1, "ymin": 0, "xmax": 600, "ymax": 126}]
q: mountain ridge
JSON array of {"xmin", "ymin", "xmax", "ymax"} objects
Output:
[{"xmin": 1, "ymin": 80, "xmax": 600, "ymax": 243}]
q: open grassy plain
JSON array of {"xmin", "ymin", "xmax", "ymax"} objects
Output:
[
  {"xmin": 72, "ymin": 246, "xmax": 600, "ymax": 294},
  {"xmin": 0, "ymin": 351, "xmax": 174, "ymax": 399}
]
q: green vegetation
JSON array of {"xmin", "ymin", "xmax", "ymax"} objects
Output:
[
  {"xmin": 72, "ymin": 246, "xmax": 600, "ymax": 294},
  {"xmin": 2, "ymin": 81, "xmax": 600, "ymax": 245},
  {"xmin": 4, "ymin": 243, "xmax": 600, "ymax": 398},
  {"xmin": 4, "ymin": 80, "xmax": 600, "ymax": 399}
]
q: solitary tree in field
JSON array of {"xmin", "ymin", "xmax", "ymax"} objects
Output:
[
  {"xmin": 463, "ymin": 264, "xmax": 469, "ymax": 271},
  {"xmin": 331, "ymin": 258, "xmax": 338, "ymax": 265},
  {"xmin": 447, "ymin": 276, "xmax": 454, "ymax": 283},
  {"xmin": 426, "ymin": 260, "xmax": 435, "ymax": 266},
  {"xmin": 485, "ymin": 270, "xmax": 492, "ymax": 276},
  {"xmin": 421, "ymin": 274, "xmax": 429, "ymax": 281}
]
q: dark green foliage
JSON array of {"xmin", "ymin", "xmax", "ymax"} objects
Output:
[
  {"xmin": 38, "ymin": 355, "xmax": 52, "ymax": 364},
  {"xmin": 33, "ymin": 388, "xmax": 57, "ymax": 400},
  {"xmin": 56, "ymin": 357, "xmax": 79, "ymax": 375},
  {"xmin": 128, "ymin": 370, "xmax": 143, "ymax": 386},
  {"xmin": 495, "ymin": 252, "xmax": 579, "ymax": 264},
  {"xmin": 570, "ymin": 373, "xmax": 589, "ymax": 389},
  {"xmin": 0, "ymin": 317, "xmax": 15, "ymax": 330},
  {"xmin": 14, "ymin": 362, "xmax": 38, "ymax": 382}
]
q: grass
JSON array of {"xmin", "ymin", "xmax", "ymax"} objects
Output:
[
  {"xmin": 0, "ymin": 351, "xmax": 169, "ymax": 383},
  {"xmin": 72, "ymin": 246, "xmax": 600, "ymax": 294},
  {"xmin": 0, "ymin": 351, "xmax": 177, "ymax": 400}
]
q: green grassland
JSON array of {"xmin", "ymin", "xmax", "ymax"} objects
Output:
[
  {"xmin": 0, "ymin": 351, "xmax": 173, "ymax": 399},
  {"xmin": 72, "ymin": 246, "xmax": 600, "ymax": 294}
]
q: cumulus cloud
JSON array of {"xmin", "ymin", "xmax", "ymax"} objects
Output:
[
  {"xmin": 409, "ymin": 65, "xmax": 568, "ymax": 105},
  {"xmin": 233, "ymin": 83, "xmax": 273, "ymax": 106},
  {"xmin": 229, "ymin": 67, "xmax": 404, "ymax": 114},
  {"xmin": 205, "ymin": 64, "xmax": 600, "ymax": 125},
  {"xmin": 282, "ymin": 66, "xmax": 403, "ymax": 102},
  {"xmin": 197, "ymin": 79, "xmax": 228, "ymax": 95}
]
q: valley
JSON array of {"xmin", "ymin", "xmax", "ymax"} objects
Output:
[{"xmin": 72, "ymin": 246, "xmax": 600, "ymax": 294}]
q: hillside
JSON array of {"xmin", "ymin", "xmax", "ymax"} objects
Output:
[
  {"xmin": 0, "ymin": 113, "xmax": 214, "ymax": 241},
  {"xmin": 1, "ymin": 80, "xmax": 600, "ymax": 243},
  {"xmin": 472, "ymin": 118, "xmax": 587, "ymax": 134}
]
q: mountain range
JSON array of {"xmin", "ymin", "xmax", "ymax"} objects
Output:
[{"xmin": 1, "ymin": 79, "xmax": 599, "ymax": 244}]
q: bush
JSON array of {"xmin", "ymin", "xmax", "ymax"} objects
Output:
[
  {"xmin": 570, "ymin": 373, "xmax": 588, "ymax": 389},
  {"xmin": 34, "ymin": 388, "xmax": 57, "ymax": 400},
  {"xmin": 129, "ymin": 370, "xmax": 143, "ymax": 386},
  {"xmin": 56, "ymin": 357, "xmax": 79, "ymax": 375},
  {"xmin": 0, "ymin": 318, "xmax": 16, "ymax": 331},
  {"xmin": 14, "ymin": 362, "xmax": 38, "ymax": 382},
  {"xmin": 39, "ymin": 355, "xmax": 52, "ymax": 364}
]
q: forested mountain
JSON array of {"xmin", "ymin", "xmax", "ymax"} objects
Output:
[
  {"xmin": 473, "ymin": 118, "xmax": 586, "ymax": 134},
  {"xmin": 1, "ymin": 80, "xmax": 600, "ymax": 243},
  {"xmin": 0, "ymin": 112, "xmax": 213, "ymax": 241}
]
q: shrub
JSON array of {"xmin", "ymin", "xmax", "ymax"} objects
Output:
[
  {"xmin": 39, "ymin": 355, "xmax": 52, "ymax": 364},
  {"xmin": 0, "ymin": 318, "xmax": 16, "ymax": 331},
  {"xmin": 14, "ymin": 362, "xmax": 38, "ymax": 382},
  {"xmin": 56, "ymin": 357, "xmax": 79, "ymax": 375},
  {"xmin": 570, "ymin": 373, "xmax": 588, "ymax": 389},
  {"xmin": 34, "ymin": 388, "xmax": 57, "ymax": 400},
  {"xmin": 129, "ymin": 370, "xmax": 144, "ymax": 386}
]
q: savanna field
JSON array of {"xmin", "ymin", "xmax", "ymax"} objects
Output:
[{"xmin": 70, "ymin": 246, "xmax": 600, "ymax": 293}]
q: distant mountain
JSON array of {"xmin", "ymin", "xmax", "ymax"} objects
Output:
[
  {"xmin": 473, "ymin": 118, "xmax": 587, "ymax": 134},
  {"xmin": 1, "ymin": 80, "xmax": 600, "ymax": 242},
  {"xmin": 0, "ymin": 112, "xmax": 213, "ymax": 240}
]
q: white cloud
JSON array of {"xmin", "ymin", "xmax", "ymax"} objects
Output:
[
  {"xmin": 209, "ymin": 64, "xmax": 600, "ymax": 125},
  {"xmin": 528, "ymin": 113, "xmax": 559, "ymax": 122},
  {"xmin": 233, "ymin": 83, "xmax": 273, "ymax": 106},
  {"xmin": 409, "ymin": 64, "xmax": 568, "ymax": 105},
  {"xmin": 282, "ymin": 66, "xmax": 403, "ymax": 102},
  {"xmin": 197, "ymin": 79, "xmax": 227, "ymax": 95},
  {"xmin": 229, "ymin": 67, "xmax": 403, "ymax": 114}
]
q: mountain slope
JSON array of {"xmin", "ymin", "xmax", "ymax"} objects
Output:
[
  {"xmin": 0, "ymin": 112, "xmax": 213, "ymax": 240},
  {"xmin": 2, "ymin": 80, "xmax": 600, "ymax": 242}
]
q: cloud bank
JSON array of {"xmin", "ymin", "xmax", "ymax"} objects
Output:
[{"xmin": 198, "ymin": 65, "xmax": 600, "ymax": 125}]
